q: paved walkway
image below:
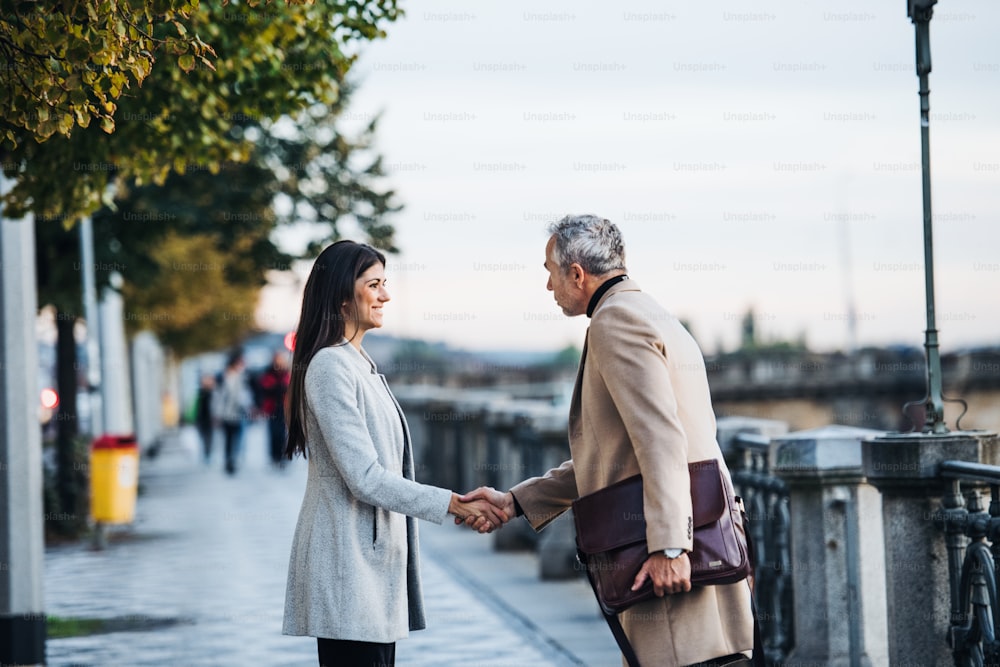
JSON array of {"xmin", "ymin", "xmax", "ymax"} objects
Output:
[{"xmin": 45, "ymin": 423, "xmax": 620, "ymax": 666}]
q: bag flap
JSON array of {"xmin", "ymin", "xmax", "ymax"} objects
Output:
[
  {"xmin": 573, "ymin": 459, "xmax": 727, "ymax": 554},
  {"xmin": 689, "ymin": 459, "xmax": 727, "ymax": 529},
  {"xmin": 573, "ymin": 474, "xmax": 645, "ymax": 553}
]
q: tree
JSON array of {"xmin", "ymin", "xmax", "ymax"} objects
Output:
[
  {"xmin": 551, "ymin": 344, "xmax": 582, "ymax": 369},
  {"xmin": 34, "ymin": 219, "xmax": 84, "ymax": 525},
  {"xmin": 13, "ymin": 1, "xmax": 402, "ymax": 535},
  {"xmin": 1, "ymin": 0, "xmax": 214, "ymax": 145},
  {"xmin": 260, "ymin": 93, "xmax": 402, "ymax": 254},
  {"xmin": 89, "ymin": 95, "xmax": 401, "ymax": 356},
  {"xmin": 89, "ymin": 160, "xmax": 285, "ymax": 357},
  {"xmin": 2, "ymin": 0, "xmax": 401, "ymax": 223}
]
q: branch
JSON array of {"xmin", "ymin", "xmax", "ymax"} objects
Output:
[{"xmin": 0, "ymin": 33, "xmax": 63, "ymax": 61}]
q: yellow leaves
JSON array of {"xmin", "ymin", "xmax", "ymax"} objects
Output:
[
  {"xmin": 152, "ymin": 164, "xmax": 172, "ymax": 185},
  {"xmin": 197, "ymin": 55, "xmax": 216, "ymax": 72},
  {"xmin": 134, "ymin": 57, "xmax": 153, "ymax": 83},
  {"xmin": 121, "ymin": 231, "xmax": 260, "ymax": 354},
  {"xmin": 58, "ymin": 113, "xmax": 75, "ymax": 135},
  {"xmin": 74, "ymin": 107, "xmax": 92, "ymax": 129},
  {"xmin": 4, "ymin": 0, "xmax": 217, "ymax": 145},
  {"xmin": 3, "ymin": 0, "xmax": 398, "ymax": 226},
  {"xmin": 35, "ymin": 120, "xmax": 59, "ymax": 141},
  {"xmin": 108, "ymin": 72, "xmax": 126, "ymax": 98}
]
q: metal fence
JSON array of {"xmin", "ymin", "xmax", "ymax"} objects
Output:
[
  {"xmin": 730, "ymin": 432, "xmax": 794, "ymax": 666},
  {"xmin": 939, "ymin": 460, "xmax": 1000, "ymax": 667}
]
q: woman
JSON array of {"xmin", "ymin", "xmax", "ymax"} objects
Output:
[{"xmin": 282, "ymin": 240, "xmax": 505, "ymax": 667}]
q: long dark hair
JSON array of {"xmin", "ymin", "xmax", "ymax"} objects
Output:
[{"xmin": 284, "ymin": 240, "xmax": 387, "ymax": 459}]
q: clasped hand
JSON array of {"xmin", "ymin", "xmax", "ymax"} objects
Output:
[
  {"xmin": 448, "ymin": 487, "xmax": 514, "ymax": 534},
  {"xmin": 631, "ymin": 552, "xmax": 692, "ymax": 596}
]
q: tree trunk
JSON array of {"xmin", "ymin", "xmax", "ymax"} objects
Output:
[{"xmin": 55, "ymin": 310, "xmax": 79, "ymax": 516}]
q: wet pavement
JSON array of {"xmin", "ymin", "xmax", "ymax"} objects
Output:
[{"xmin": 44, "ymin": 423, "xmax": 619, "ymax": 666}]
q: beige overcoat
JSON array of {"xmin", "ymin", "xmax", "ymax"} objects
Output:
[{"xmin": 511, "ymin": 279, "xmax": 755, "ymax": 667}]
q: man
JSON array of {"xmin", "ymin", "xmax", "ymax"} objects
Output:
[{"xmin": 463, "ymin": 215, "xmax": 755, "ymax": 666}]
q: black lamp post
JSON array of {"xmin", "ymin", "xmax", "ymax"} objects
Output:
[{"xmin": 907, "ymin": 0, "xmax": 948, "ymax": 434}]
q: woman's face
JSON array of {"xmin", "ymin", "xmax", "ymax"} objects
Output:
[{"xmin": 347, "ymin": 262, "xmax": 390, "ymax": 333}]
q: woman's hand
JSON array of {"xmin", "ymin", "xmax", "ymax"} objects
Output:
[
  {"xmin": 454, "ymin": 487, "xmax": 515, "ymax": 532},
  {"xmin": 448, "ymin": 493, "xmax": 508, "ymax": 533}
]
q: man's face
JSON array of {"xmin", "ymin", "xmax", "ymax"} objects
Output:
[{"xmin": 544, "ymin": 236, "xmax": 586, "ymax": 317}]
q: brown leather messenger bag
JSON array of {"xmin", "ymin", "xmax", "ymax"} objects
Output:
[{"xmin": 572, "ymin": 458, "xmax": 764, "ymax": 667}]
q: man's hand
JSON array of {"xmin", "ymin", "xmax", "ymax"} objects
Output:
[
  {"xmin": 631, "ymin": 552, "xmax": 692, "ymax": 596},
  {"xmin": 453, "ymin": 487, "xmax": 515, "ymax": 531},
  {"xmin": 448, "ymin": 493, "xmax": 508, "ymax": 533}
]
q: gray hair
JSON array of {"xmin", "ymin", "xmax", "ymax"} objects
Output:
[{"xmin": 547, "ymin": 215, "xmax": 627, "ymax": 276}]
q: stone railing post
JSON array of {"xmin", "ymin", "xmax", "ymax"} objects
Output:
[
  {"xmin": 772, "ymin": 425, "xmax": 889, "ymax": 667},
  {"xmin": 486, "ymin": 404, "xmax": 538, "ymax": 551},
  {"xmin": 862, "ymin": 430, "xmax": 1000, "ymax": 666},
  {"xmin": 530, "ymin": 406, "xmax": 576, "ymax": 580},
  {"xmin": 716, "ymin": 415, "xmax": 789, "ymax": 469}
]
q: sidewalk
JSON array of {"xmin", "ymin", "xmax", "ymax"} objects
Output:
[{"xmin": 44, "ymin": 423, "xmax": 620, "ymax": 666}]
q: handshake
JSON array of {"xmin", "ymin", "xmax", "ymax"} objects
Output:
[{"xmin": 447, "ymin": 487, "xmax": 514, "ymax": 534}]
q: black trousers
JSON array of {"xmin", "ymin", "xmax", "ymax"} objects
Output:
[
  {"xmin": 317, "ymin": 638, "xmax": 395, "ymax": 667},
  {"xmin": 222, "ymin": 421, "xmax": 240, "ymax": 474},
  {"xmin": 268, "ymin": 414, "xmax": 286, "ymax": 465}
]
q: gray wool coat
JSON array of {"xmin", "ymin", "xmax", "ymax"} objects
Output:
[{"xmin": 282, "ymin": 342, "xmax": 452, "ymax": 642}]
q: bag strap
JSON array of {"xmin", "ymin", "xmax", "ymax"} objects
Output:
[
  {"xmin": 601, "ymin": 605, "xmax": 641, "ymax": 667},
  {"xmin": 743, "ymin": 511, "xmax": 766, "ymax": 667},
  {"xmin": 577, "ymin": 550, "xmax": 641, "ymax": 667}
]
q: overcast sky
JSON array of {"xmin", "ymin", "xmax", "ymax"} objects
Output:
[{"xmin": 258, "ymin": 0, "xmax": 1000, "ymax": 355}]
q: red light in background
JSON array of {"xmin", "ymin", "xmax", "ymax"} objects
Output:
[
  {"xmin": 41, "ymin": 388, "xmax": 59, "ymax": 409},
  {"xmin": 283, "ymin": 331, "xmax": 296, "ymax": 351}
]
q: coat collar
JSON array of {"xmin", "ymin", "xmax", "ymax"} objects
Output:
[
  {"xmin": 336, "ymin": 338, "xmax": 378, "ymax": 374},
  {"xmin": 589, "ymin": 278, "xmax": 641, "ymax": 317}
]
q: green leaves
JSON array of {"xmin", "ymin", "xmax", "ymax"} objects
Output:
[
  {"xmin": 2, "ymin": 0, "xmax": 400, "ymax": 227},
  {"xmin": 15, "ymin": 0, "xmax": 403, "ymax": 357},
  {"xmin": 1, "ymin": 0, "xmax": 212, "ymax": 146}
]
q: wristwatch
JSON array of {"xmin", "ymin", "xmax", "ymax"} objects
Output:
[{"xmin": 663, "ymin": 548, "xmax": 684, "ymax": 559}]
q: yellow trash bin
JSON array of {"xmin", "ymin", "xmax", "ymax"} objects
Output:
[{"xmin": 90, "ymin": 435, "xmax": 139, "ymax": 524}]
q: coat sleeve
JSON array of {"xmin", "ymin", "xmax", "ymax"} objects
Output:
[
  {"xmin": 509, "ymin": 458, "xmax": 578, "ymax": 531},
  {"xmin": 305, "ymin": 349, "xmax": 452, "ymax": 525},
  {"xmin": 588, "ymin": 306, "xmax": 694, "ymax": 554}
]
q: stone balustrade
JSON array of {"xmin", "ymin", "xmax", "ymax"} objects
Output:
[{"xmin": 395, "ymin": 382, "xmax": 1000, "ymax": 666}]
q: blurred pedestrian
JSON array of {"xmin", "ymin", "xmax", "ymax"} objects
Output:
[
  {"xmin": 280, "ymin": 240, "xmax": 507, "ymax": 667},
  {"xmin": 257, "ymin": 350, "xmax": 291, "ymax": 468},
  {"xmin": 195, "ymin": 374, "xmax": 216, "ymax": 464},
  {"xmin": 214, "ymin": 350, "xmax": 252, "ymax": 475}
]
